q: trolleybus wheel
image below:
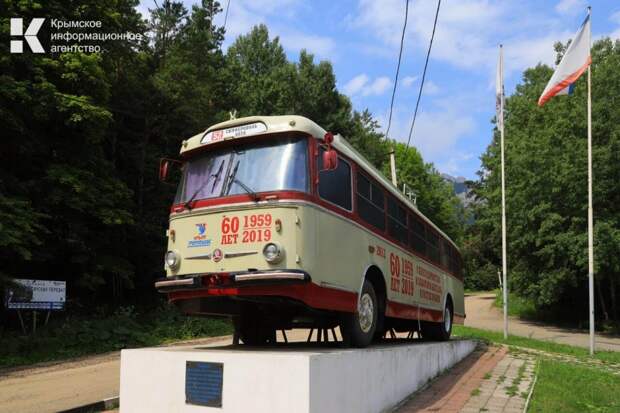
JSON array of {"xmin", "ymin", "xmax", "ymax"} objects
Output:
[
  {"xmin": 342, "ymin": 280, "xmax": 378, "ymax": 348},
  {"xmin": 421, "ymin": 299, "xmax": 453, "ymax": 341}
]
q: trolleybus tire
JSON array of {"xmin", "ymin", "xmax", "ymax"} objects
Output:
[
  {"xmin": 420, "ymin": 299, "xmax": 453, "ymax": 341},
  {"xmin": 342, "ymin": 280, "xmax": 378, "ymax": 348}
]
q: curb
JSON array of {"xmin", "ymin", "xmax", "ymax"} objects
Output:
[{"xmin": 57, "ymin": 396, "xmax": 119, "ymax": 413}]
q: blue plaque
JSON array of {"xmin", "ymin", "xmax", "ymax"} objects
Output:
[{"xmin": 185, "ymin": 361, "xmax": 223, "ymax": 407}]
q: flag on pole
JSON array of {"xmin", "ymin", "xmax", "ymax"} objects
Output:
[
  {"xmin": 496, "ymin": 46, "xmax": 504, "ymax": 128},
  {"xmin": 538, "ymin": 14, "xmax": 591, "ymax": 106}
]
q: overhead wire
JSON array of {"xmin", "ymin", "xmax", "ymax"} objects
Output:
[
  {"xmin": 405, "ymin": 0, "xmax": 441, "ymax": 150},
  {"xmin": 223, "ymin": 0, "xmax": 232, "ymax": 32},
  {"xmin": 384, "ymin": 0, "xmax": 410, "ymax": 141}
]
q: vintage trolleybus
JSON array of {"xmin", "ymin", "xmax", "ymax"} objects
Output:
[{"xmin": 156, "ymin": 115, "xmax": 465, "ymax": 347}]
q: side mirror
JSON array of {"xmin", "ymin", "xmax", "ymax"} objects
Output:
[
  {"xmin": 322, "ymin": 149, "xmax": 338, "ymax": 171},
  {"xmin": 159, "ymin": 159, "xmax": 170, "ymax": 181},
  {"xmin": 159, "ymin": 158, "xmax": 181, "ymax": 182}
]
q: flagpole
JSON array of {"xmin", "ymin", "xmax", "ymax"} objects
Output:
[
  {"xmin": 587, "ymin": 6, "xmax": 595, "ymax": 356},
  {"xmin": 499, "ymin": 44, "xmax": 508, "ymax": 340}
]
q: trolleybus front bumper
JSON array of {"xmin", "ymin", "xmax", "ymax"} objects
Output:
[{"xmin": 154, "ymin": 269, "xmax": 310, "ymax": 293}]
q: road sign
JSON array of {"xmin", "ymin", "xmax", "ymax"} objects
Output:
[{"xmin": 5, "ymin": 279, "xmax": 66, "ymax": 310}]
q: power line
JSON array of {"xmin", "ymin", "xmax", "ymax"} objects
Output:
[
  {"xmin": 405, "ymin": 0, "xmax": 441, "ymax": 150},
  {"xmin": 384, "ymin": 0, "xmax": 409, "ymax": 141},
  {"xmin": 223, "ymin": 0, "xmax": 232, "ymax": 32}
]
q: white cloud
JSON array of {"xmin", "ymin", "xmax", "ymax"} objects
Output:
[
  {"xmin": 402, "ymin": 75, "xmax": 418, "ymax": 87},
  {"xmin": 376, "ymin": 104, "xmax": 475, "ymax": 161},
  {"xmin": 611, "ymin": 10, "xmax": 620, "ymax": 25},
  {"xmin": 343, "ymin": 74, "xmax": 392, "ymax": 97},
  {"xmin": 423, "ymin": 80, "xmax": 440, "ymax": 95},
  {"xmin": 343, "ymin": 74, "xmax": 370, "ymax": 95},
  {"xmin": 349, "ymin": 0, "xmax": 572, "ymax": 78},
  {"xmin": 555, "ymin": 0, "xmax": 587, "ymax": 15},
  {"xmin": 280, "ymin": 33, "xmax": 336, "ymax": 58},
  {"xmin": 213, "ymin": 0, "xmax": 335, "ymax": 58},
  {"xmin": 364, "ymin": 76, "xmax": 391, "ymax": 96}
]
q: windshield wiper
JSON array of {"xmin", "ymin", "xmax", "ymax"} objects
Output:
[
  {"xmin": 183, "ymin": 159, "xmax": 225, "ymax": 211},
  {"xmin": 226, "ymin": 160, "xmax": 259, "ymax": 202}
]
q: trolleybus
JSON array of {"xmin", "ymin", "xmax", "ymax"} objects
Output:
[{"xmin": 156, "ymin": 115, "xmax": 464, "ymax": 347}]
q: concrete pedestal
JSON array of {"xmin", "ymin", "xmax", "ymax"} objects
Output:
[{"xmin": 120, "ymin": 339, "xmax": 476, "ymax": 413}]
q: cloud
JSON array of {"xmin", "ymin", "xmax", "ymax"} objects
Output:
[
  {"xmin": 364, "ymin": 77, "xmax": 391, "ymax": 96},
  {"xmin": 423, "ymin": 80, "xmax": 440, "ymax": 95},
  {"xmin": 610, "ymin": 10, "xmax": 620, "ymax": 25},
  {"xmin": 279, "ymin": 33, "xmax": 336, "ymax": 58},
  {"xmin": 376, "ymin": 104, "xmax": 475, "ymax": 161},
  {"xmin": 343, "ymin": 74, "xmax": 392, "ymax": 96},
  {"xmin": 215, "ymin": 0, "xmax": 335, "ymax": 58},
  {"xmin": 343, "ymin": 74, "xmax": 370, "ymax": 95},
  {"xmin": 402, "ymin": 75, "xmax": 418, "ymax": 87},
  {"xmin": 348, "ymin": 0, "xmax": 572, "ymax": 77},
  {"xmin": 555, "ymin": 0, "xmax": 587, "ymax": 15}
]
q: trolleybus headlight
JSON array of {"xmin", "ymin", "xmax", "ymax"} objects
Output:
[
  {"xmin": 165, "ymin": 250, "xmax": 181, "ymax": 270},
  {"xmin": 262, "ymin": 243, "xmax": 283, "ymax": 264}
]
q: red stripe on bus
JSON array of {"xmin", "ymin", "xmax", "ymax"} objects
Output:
[
  {"xmin": 168, "ymin": 282, "xmax": 358, "ymax": 313},
  {"xmin": 168, "ymin": 283, "xmax": 450, "ymax": 323},
  {"xmin": 386, "ymin": 300, "xmax": 444, "ymax": 323}
]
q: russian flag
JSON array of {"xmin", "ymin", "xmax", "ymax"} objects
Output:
[{"xmin": 538, "ymin": 13, "xmax": 591, "ymax": 107}]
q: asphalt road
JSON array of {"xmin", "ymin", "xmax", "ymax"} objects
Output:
[{"xmin": 464, "ymin": 292, "xmax": 620, "ymax": 352}]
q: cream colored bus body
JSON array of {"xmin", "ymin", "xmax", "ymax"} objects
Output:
[{"xmin": 164, "ymin": 115, "xmax": 464, "ymax": 322}]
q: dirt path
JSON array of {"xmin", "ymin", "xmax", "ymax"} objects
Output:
[{"xmin": 465, "ymin": 292, "xmax": 620, "ymax": 352}]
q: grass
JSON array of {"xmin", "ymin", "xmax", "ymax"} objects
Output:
[
  {"xmin": 0, "ymin": 304, "xmax": 233, "ymax": 369},
  {"xmin": 529, "ymin": 359, "xmax": 620, "ymax": 413},
  {"xmin": 452, "ymin": 325, "xmax": 620, "ymax": 364},
  {"xmin": 493, "ymin": 290, "xmax": 538, "ymax": 319}
]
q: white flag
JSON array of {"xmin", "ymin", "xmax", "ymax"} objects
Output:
[
  {"xmin": 538, "ymin": 13, "xmax": 591, "ymax": 106},
  {"xmin": 496, "ymin": 45, "xmax": 504, "ymax": 129}
]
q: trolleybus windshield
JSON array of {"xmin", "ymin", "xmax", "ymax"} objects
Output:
[{"xmin": 174, "ymin": 137, "xmax": 308, "ymax": 205}]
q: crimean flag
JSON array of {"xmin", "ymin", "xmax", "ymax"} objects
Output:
[{"xmin": 538, "ymin": 13, "xmax": 591, "ymax": 106}]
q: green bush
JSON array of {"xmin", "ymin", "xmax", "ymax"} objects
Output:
[{"xmin": 0, "ymin": 304, "xmax": 232, "ymax": 369}]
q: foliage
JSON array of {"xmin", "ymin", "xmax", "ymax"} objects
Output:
[
  {"xmin": 0, "ymin": 303, "xmax": 232, "ymax": 369},
  {"xmin": 464, "ymin": 38, "xmax": 620, "ymax": 324}
]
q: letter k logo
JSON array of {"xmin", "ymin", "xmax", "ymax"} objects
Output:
[{"xmin": 10, "ymin": 18, "xmax": 45, "ymax": 53}]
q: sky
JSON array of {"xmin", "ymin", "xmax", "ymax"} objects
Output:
[{"xmin": 138, "ymin": 0, "xmax": 620, "ymax": 179}]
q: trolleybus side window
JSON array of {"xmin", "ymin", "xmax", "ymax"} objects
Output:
[
  {"xmin": 318, "ymin": 148, "xmax": 352, "ymax": 210},
  {"xmin": 356, "ymin": 173, "xmax": 385, "ymax": 231},
  {"xmin": 427, "ymin": 230, "xmax": 440, "ymax": 264},
  {"xmin": 440, "ymin": 240, "xmax": 450, "ymax": 268},
  {"xmin": 387, "ymin": 196, "xmax": 407, "ymax": 245},
  {"xmin": 409, "ymin": 214, "xmax": 426, "ymax": 256}
]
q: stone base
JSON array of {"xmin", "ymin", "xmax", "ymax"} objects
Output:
[{"xmin": 120, "ymin": 339, "xmax": 476, "ymax": 413}]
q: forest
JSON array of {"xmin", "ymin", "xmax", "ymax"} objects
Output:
[{"xmin": 1, "ymin": 0, "xmax": 619, "ymax": 333}]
